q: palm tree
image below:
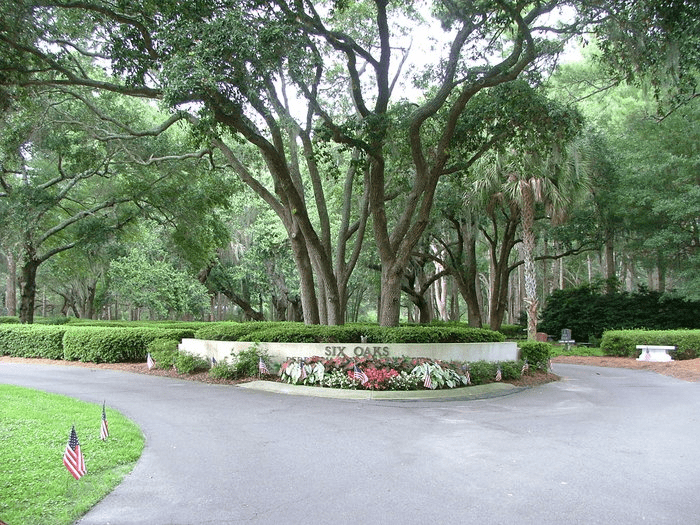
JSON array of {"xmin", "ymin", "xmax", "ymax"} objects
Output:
[{"xmin": 472, "ymin": 141, "xmax": 590, "ymax": 339}]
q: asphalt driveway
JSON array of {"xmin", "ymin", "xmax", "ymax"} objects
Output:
[{"xmin": 1, "ymin": 362, "xmax": 698, "ymax": 524}]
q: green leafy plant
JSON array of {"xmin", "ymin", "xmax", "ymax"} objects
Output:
[
  {"xmin": 209, "ymin": 358, "xmax": 239, "ymax": 380},
  {"xmin": 174, "ymin": 352, "xmax": 211, "ymax": 374},
  {"xmin": 519, "ymin": 341, "xmax": 553, "ymax": 371}
]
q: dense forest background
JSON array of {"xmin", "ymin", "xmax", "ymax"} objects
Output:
[{"xmin": 1, "ymin": 1, "xmax": 698, "ymax": 336}]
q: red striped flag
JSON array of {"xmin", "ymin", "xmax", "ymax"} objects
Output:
[
  {"xmin": 63, "ymin": 426, "xmax": 86, "ymax": 480},
  {"xmin": 353, "ymin": 364, "xmax": 368, "ymax": 385},
  {"xmin": 495, "ymin": 366, "xmax": 502, "ymax": 382},
  {"xmin": 299, "ymin": 361, "xmax": 307, "ymax": 380},
  {"xmin": 100, "ymin": 402, "xmax": 109, "ymax": 441},
  {"xmin": 258, "ymin": 357, "xmax": 269, "ymax": 375},
  {"xmin": 147, "ymin": 352, "xmax": 155, "ymax": 370},
  {"xmin": 424, "ymin": 365, "xmax": 433, "ymax": 389}
]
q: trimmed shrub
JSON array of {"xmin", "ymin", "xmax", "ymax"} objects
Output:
[
  {"xmin": 0, "ymin": 325, "xmax": 66, "ymax": 359},
  {"xmin": 0, "ymin": 316, "xmax": 19, "ymax": 324},
  {"xmin": 600, "ymin": 329, "xmax": 700, "ymax": 359},
  {"xmin": 147, "ymin": 339, "xmax": 179, "ymax": 370},
  {"xmin": 519, "ymin": 341, "xmax": 552, "ymax": 370},
  {"xmin": 63, "ymin": 327, "xmax": 195, "ymax": 363},
  {"xmin": 499, "ymin": 324, "xmax": 527, "ymax": 339},
  {"xmin": 195, "ymin": 321, "xmax": 504, "ymax": 344}
]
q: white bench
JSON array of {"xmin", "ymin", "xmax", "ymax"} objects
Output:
[{"xmin": 636, "ymin": 345, "xmax": 675, "ymax": 362}]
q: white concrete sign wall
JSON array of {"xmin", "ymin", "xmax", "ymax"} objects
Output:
[{"xmin": 178, "ymin": 339, "xmax": 520, "ymax": 364}]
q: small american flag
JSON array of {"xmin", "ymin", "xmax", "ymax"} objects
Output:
[
  {"xmin": 100, "ymin": 402, "xmax": 109, "ymax": 441},
  {"xmin": 211, "ymin": 356, "xmax": 217, "ymax": 366},
  {"xmin": 495, "ymin": 366, "xmax": 502, "ymax": 382},
  {"xmin": 146, "ymin": 352, "xmax": 155, "ymax": 370},
  {"xmin": 465, "ymin": 369, "xmax": 471, "ymax": 385},
  {"xmin": 299, "ymin": 361, "xmax": 307, "ymax": 380},
  {"xmin": 353, "ymin": 364, "xmax": 368, "ymax": 385},
  {"xmin": 258, "ymin": 357, "xmax": 269, "ymax": 375},
  {"xmin": 424, "ymin": 366, "xmax": 433, "ymax": 389},
  {"xmin": 521, "ymin": 359, "xmax": 529, "ymax": 375},
  {"xmin": 63, "ymin": 426, "xmax": 86, "ymax": 480},
  {"xmin": 644, "ymin": 350, "xmax": 651, "ymax": 361}
]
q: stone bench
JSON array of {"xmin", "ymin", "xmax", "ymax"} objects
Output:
[{"xmin": 636, "ymin": 345, "xmax": 675, "ymax": 362}]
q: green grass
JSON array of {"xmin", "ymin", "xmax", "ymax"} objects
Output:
[
  {"xmin": 551, "ymin": 345, "xmax": 606, "ymax": 357},
  {"xmin": 0, "ymin": 385, "xmax": 144, "ymax": 525}
]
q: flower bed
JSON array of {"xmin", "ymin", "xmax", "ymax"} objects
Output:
[{"xmin": 277, "ymin": 356, "xmax": 526, "ymax": 391}]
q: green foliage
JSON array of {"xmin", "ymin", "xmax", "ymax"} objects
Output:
[
  {"xmin": 539, "ymin": 284, "xmax": 700, "ymax": 342},
  {"xmin": 62, "ymin": 327, "xmax": 194, "ymax": 363},
  {"xmin": 518, "ymin": 341, "xmax": 553, "ymax": 371},
  {"xmin": 0, "ymin": 325, "xmax": 67, "ymax": 359},
  {"xmin": 109, "ymin": 245, "xmax": 210, "ymax": 319},
  {"xmin": 231, "ymin": 344, "xmax": 273, "ymax": 377},
  {"xmin": 600, "ymin": 330, "xmax": 700, "ymax": 359},
  {"xmin": 174, "ymin": 351, "xmax": 211, "ymax": 374},
  {"xmin": 209, "ymin": 359, "xmax": 238, "ymax": 380},
  {"xmin": 195, "ymin": 322, "xmax": 504, "ymax": 344},
  {"xmin": 0, "ymin": 316, "xmax": 20, "ymax": 324},
  {"xmin": 147, "ymin": 338, "xmax": 179, "ymax": 370},
  {"xmin": 499, "ymin": 324, "xmax": 527, "ymax": 339}
]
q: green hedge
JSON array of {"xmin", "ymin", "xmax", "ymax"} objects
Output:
[
  {"xmin": 63, "ymin": 327, "xmax": 195, "ymax": 363},
  {"xmin": 0, "ymin": 316, "xmax": 20, "ymax": 324},
  {"xmin": 193, "ymin": 322, "xmax": 504, "ymax": 344},
  {"xmin": 0, "ymin": 325, "xmax": 67, "ymax": 359},
  {"xmin": 518, "ymin": 341, "xmax": 552, "ymax": 370},
  {"xmin": 600, "ymin": 329, "xmax": 700, "ymax": 359}
]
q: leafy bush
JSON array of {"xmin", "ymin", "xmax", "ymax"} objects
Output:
[
  {"xmin": 499, "ymin": 324, "xmax": 527, "ymax": 339},
  {"xmin": 193, "ymin": 321, "xmax": 504, "ymax": 344},
  {"xmin": 231, "ymin": 345, "xmax": 274, "ymax": 377},
  {"xmin": 0, "ymin": 316, "xmax": 19, "ymax": 324},
  {"xmin": 63, "ymin": 327, "xmax": 193, "ymax": 363},
  {"xmin": 209, "ymin": 359, "xmax": 239, "ymax": 380},
  {"xmin": 0, "ymin": 325, "xmax": 66, "ymax": 359},
  {"xmin": 147, "ymin": 339, "xmax": 179, "ymax": 370},
  {"xmin": 519, "ymin": 341, "xmax": 553, "ymax": 370},
  {"xmin": 174, "ymin": 352, "xmax": 211, "ymax": 374},
  {"xmin": 600, "ymin": 329, "xmax": 700, "ymax": 359},
  {"xmin": 539, "ymin": 284, "xmax": 700, "ymax": 342}
]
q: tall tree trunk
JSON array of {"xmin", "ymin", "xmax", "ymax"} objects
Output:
[
  {"xmin": 289, "ymin": 230, "xmax": 320, "ymax": 325},
  {"xmin": 520, "ymin": 184, "xmax": 538, "ymax": 340},
  {"xmin": 6, "ymin": 252, "xmax": 16, "ymax": 316},
  {"xmin": 18, "ymin": 257, "xmax": 40, "ymax": 324}
]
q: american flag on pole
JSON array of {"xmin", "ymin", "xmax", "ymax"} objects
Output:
[
  {"xmin": 521, "ymin": 359, "xmax": 529, "ymax": 375},
  {"xmin": 258, "ymin": 357, "xmax": 269, "ymax": 375},
  {"xmin": 465, "ymin": 369, "xmax": 471, "ymax": 385},
  {"xmin": 100, "ymin": 401, "xmax": 109, "ymax": 441},
  {"xmin": 424, "ymin": 365, "xmax": 433, "ymax": 389},
  {"xmin": 495, "ymin": 366, "xmax": 502, "ymax": 382},
  {"xmin": 146, "ymin": 352, "xmax": 155, "ymax": 370},
  {"xmin": 299, "ymin": 360, "xmax": 307, "ymax": 380},
  {"xmin": 353, "ymin": 364, "xmax": 368, "ymax": 385},
  {"xmin": 211, "ymin": 356, "xmax": 217, "ymax": 366},
  {"xmin": 63, "ymin": 426, "xmax": 86, "ymax": 480}
]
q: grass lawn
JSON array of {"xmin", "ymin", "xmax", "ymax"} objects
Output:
[
  {"xmin": 0, "ymin": 385, "xmax": 144, "ymax": 525},
  {"xmin": 551, "ymin": 345, "xmax": 606, "ymax": 357}
]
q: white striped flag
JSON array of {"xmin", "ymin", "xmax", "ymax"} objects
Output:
[
  {"xmin": 299, "ymin": 360, "xmax": 307, "ymax": 380},
  {"xmin": 353, "ymin": 364, "xmax": 368, "ymax": 385},
  {"xmin": 424, "ymin": 365, "xmax": 433, "ymax": 389},
  {"xmin": 211, "ymin": 356, "xmax": 217, "ymax": 366},
  {"xmin": 521, "ymin": 359, "xmax": 529, "ymax": 375},
  {"xmin": 495, "ymin": 366, "xmax": 502, "ymax": 382},
  {"xmin": 100, "ymin": 402, "xmax": 109, "ymax": 441},
  {"xmin": 63, "ymin": 426, "xmax": 86, "ymax": 480},
  {"xmin": 465, "ymin": 369, "xmax": 471, "ymax": 385},
  {"xmin": 147, "ymin": 352, "xmax": 155, "ymax": 370},
  {"xmin": 258, "ymin": 357, "xmax": 269, "ymax": 375}
]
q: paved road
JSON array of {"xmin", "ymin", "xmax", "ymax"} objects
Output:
[{"xmin": 1, "ymin": 362, "xmax": 699, "ymax": 524}]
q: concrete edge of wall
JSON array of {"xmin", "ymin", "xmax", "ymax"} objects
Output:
[{"xmin": 179, "ymin": 339, "xmax": 520, "ymax": 364}]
